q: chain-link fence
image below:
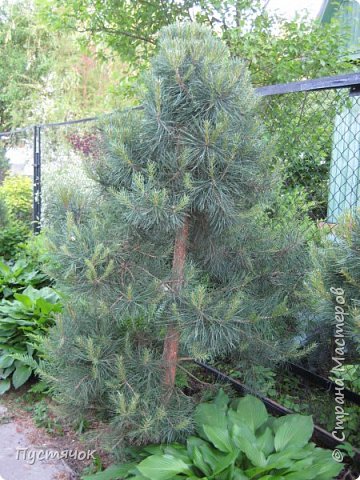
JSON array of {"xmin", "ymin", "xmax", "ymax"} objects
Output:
[
  {"xmin": 257, "ymin": 72, "xmax": 360, "ymax": 228},
  {"xmin": 1, "ymin": 72, "xmax": 360, "ymax": 233}
]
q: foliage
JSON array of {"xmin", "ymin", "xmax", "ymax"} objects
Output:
[
  {"xmin": 0, "ymin": 222, "xmax": 31, "ymax": 260},
  {"xmin": 36, "ymin": 0, "xmax": 191, "ymax": 62},
  {"xmin": 0, "ymin": 196, "xmax": 8, "ymax": 226},
  {"xmin": 0, "ymin": 174, "xmax": 33, "ymax": 258},
  {"xmin": 330, "ymin": 364, "xmax": 360, "ymax": 395},
  {"xmin": 0, "ymin": 0, "xmax": 131, "ymax": 130},
  {"xmin": 84, "ymin": 391, "xmax": 343, "ymax": 480},
  {"xmin": 37, "ymin": 0, "xmax": 354, "ymax": 81},
  {"xmin": 227, "ymin": 12, "xmax": 354, "ymax": 87},
  {"xmin": 0, "ymin": 174, "xmax": 32, "ymax": 224},
  {"xmin": 0, "ymin": 285, "xmax": 62, "ymax": 394},
  {"xmin": 39, "ymin": 23, "xmax": 310, "ymax": 452},
  {"xmin": 0, "ymin": 147, "xmax": 9, "ymax": 183},
  {"xmin": 227, "ymin": 363, "xmax": 360, "ymax": 448},
  {"xmin": 36, "ymin": 0, "xmax": 355, "ymax": 221},
  {"xmin": 230, "ymin": 10, "xmax": 355, "ymax": 220},
  {"xmin": 0, "ymin": 257, "xmax": 49, "ymax": 300},
  {"xmin": 0, "ymin": 0, "xmax": 54, "ymax": 130},
  {"xmin": 306, "ymin": 211, "xmax": 360, "ymax": 367},
  {"xmin": 32, "ymin": 399, "xmax": 64, "ymax": 434}
]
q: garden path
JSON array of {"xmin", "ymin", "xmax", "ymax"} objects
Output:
[{"xmin": 0, "ymin": 404, "xmax": 72, "ymax": 480}]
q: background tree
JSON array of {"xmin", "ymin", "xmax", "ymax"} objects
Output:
[
  {"xmin": 0, "ymin": 0, "xmax": 53, "ymax": 130},
  {"xmin": 0, "ymin": 0, "xmax": 131, "ymax": 130},
  {"xmin": 306, "ymin": 214, "xmax": 360, "ymax": 371},
  {"xmin": 39, "ymin": 23, "xmax": 309, "ymax": 450},
  {"xmin": 0, "ymin": 147, "xmax": 9, "ymax": 184},
  {"xmin": 36, "ymin": 0, "xmax": 353, "ymax": 83}
]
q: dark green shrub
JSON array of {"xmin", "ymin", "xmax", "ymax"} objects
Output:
[
  {"xmin": 0, "ymin": 222, "xmax": 31, "ymax": 259},
  {"xmin": 0, "ymin": 285, "xmax": 62, "ymax": 394},
  {"xmin": 0, "ymin": 174, "xmax": 32, "ymax": 224},
  {"xmin": 0, "ymin": 174, "xmax": 33, "ymax": 258}
]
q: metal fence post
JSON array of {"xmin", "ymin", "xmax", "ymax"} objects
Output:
[{"xmin": 33, "ymin": 125, "xmax": 41, "ymax": 234}]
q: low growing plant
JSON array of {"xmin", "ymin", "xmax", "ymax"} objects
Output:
[
  {"xmin": 330, "ymin": 364, "xmax": 360, "ymax": 395},
  {"xmin": 0, "ymin": 257, "xmax": 49, "ymax": 300},
  {"xmin": 84, "ymin": 391, "xmax": 343, "ymax": 480},
  {"xmin": 0, "ymin": 221, "xmax": 30, "ymax": 259},
  {"xmin": 0, "ymin": 285, "xmax": 62, "ymax": 394}
]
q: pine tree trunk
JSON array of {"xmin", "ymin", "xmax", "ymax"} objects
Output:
[{"xmin": 163, "ymin": 216, "xmax": 189, "ymax": 389}]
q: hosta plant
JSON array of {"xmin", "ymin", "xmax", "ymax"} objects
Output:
[
  {"xmin": 0, "ymin": 258, "xmax": 49, "ymax": 300},
  {"xmin": 84, "ymin": 390, "xmax": 343, "ymax": 480},
  {"xmin": 0, "ymin": 285, "xmax": 62, "ymax": 394}
]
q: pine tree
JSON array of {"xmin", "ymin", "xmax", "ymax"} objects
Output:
[
  {"xmin": 307, "ymin": 213, "xmax": 360, "ymax": 369},
  {"xmin": 40, "ymin": 23, "xmax": 310, "ymax": 450}
]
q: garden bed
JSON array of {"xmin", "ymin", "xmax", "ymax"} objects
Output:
[{"xmin": 199, "ymin": 361, "xmax": 360, "ymax": 478}]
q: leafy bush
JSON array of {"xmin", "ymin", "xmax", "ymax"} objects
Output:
[
  {"xmin": 0, "ymin": 222, "xmax": 31, "ymax": 259},
  {"xmin": 0, "ymin": 257, "xmax": 49, "ymax": 300},
  {"xmin": 0, "ymin": 174, "xmax": 32, "ymax": 224},
  {"xmin": 0, "ymin": 285, "xmax": 62, "ymax": 394},
  {"xmin": 85, "ymin": 391, "xmax": 343, "ymax": 480},
  {"xmin": 0, "ymin": 175, "xmax": 33, "ymax": 258}
]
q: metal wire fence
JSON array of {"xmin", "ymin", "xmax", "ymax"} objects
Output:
[
  {"xmin": 1, "ymin": 72, "xmax": 360, "ymax": 233},
  {"xmin": 257, "ymin": 72, "xmax": 360, "ymax": 228}
]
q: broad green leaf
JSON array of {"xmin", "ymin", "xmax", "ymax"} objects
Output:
[
  {"xmin": 233, "ymin": 396, "xmax": 268, "ymax": 432},
  {"xmin": 0, "ymin": 365, "xmax": 15, "ymax": 379},
  {"xmin": 0, "ymin": 260, "xmax": 10, "ymax": 275},
  {"xmin": 248, "ymin": 444, "xmax": 318, "ymax": 478},
  {"xmin": 309, "ymin": 449, "xmax": 344, "ymax": 480},
  {"xmin": 82, "ymin": 463, "xmax": 138, "ymax": 480},
  {"xmin": 256, "ymin": 427, "xmax": 274, "ymax": 456},
  {"xmin": 137, "ymin": 454, "xmax": 191, "ymax": 480},
  {"xmin": 163, "ymin": 445, "xmax": 189, "ymax": 463},
  {"xmin": 0, "ymin": 355, "xmax": 14, "ymax": 368},
  {"xmin": 203, "ymin": 425, "xmax": 233, "ymax": 453},
  {"xmin": 192, "ymin": 446, "xmax": 212, "ymax": 476},
  {"xmin": 213, "ymin": 389, "xmax": 230, "ymax": 410},
  {"xmin": 273, "ymin": 415, "xmax": 313, "ymax": 451},
  {"xmin": 187, "ymin": 436, "xmax": 218, "ymax": 472},
  {"xmin": 194, "ymin": 402, "xmax": 228, "ymax": 438},
  {"xmin": 211, "ymin": 450, "xmax": 239, "ymax": 476},
  {"xmin": 283, "ymin": 470, "xmax": 320, "ymax": 480},
  {"xmin": 13, "ymin": 293, "xmax": 33, "ymax": 308},
  {"xmin": 230, "ymin": 418, "xmax": 257, "ymax": 445},
  {"xmin": 0, "ymin": 379, "xmax": 11, "ymax": 394},
  {"xmin": 142, "ymin": 445, "xmax": 165, "ymax": 456},
  {"xmin": 12, "ymin": 364, "xmax": 32, "ymax": 389},
  {"xmin": 232, "ymin": 468, "xmax": 248, "ymax": 480},
  {"xmin": 257, "ymin": 476, "xmax": 285, "ymax": 479},
  {"xmin": 232, "ymin": 424, "xmax": 266, "ymax": 467}
]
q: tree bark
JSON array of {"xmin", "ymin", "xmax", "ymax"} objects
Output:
[{"xmin": 162, "ymin": 216, "xmax": 189, "ymax": 389}]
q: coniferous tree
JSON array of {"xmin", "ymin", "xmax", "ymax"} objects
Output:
[
  {"xmin": 40, "ymin": 23, "xmax": 310, "ymax": 449},
  {"xmin": 307, "ymin": 213, "xmax": 360, "ymax": 369}
]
